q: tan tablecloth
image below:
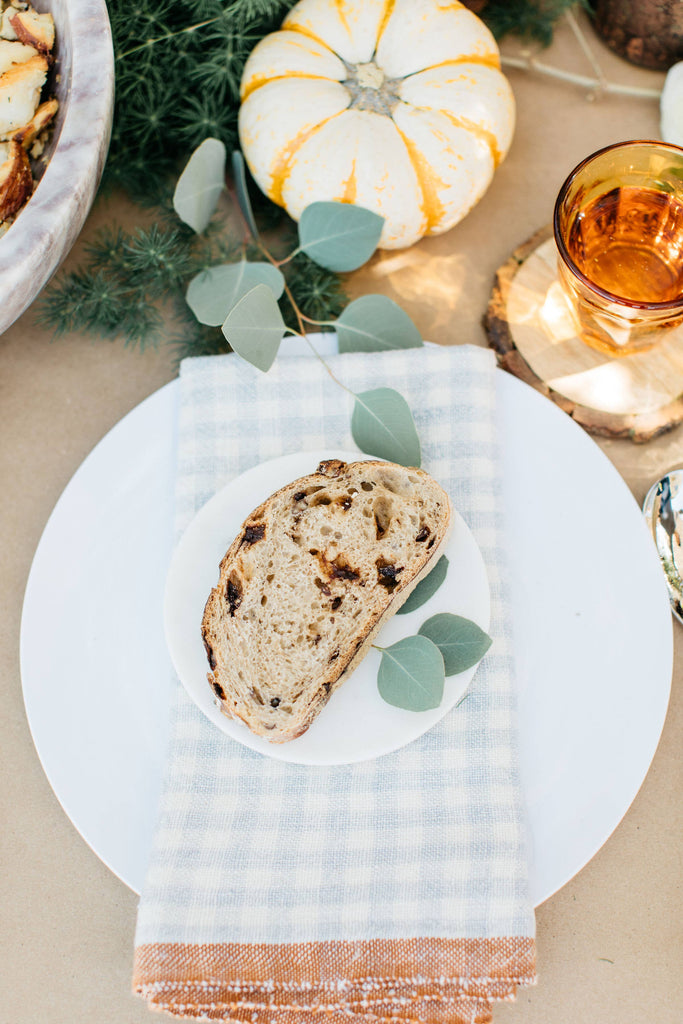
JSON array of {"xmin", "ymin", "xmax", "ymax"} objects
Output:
[{"xmin": 1, "ymin": 13, "xmax": 681, "ymax": 1023}]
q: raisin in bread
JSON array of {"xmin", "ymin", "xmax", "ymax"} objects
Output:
[{"xmin": 201, "ymin": 459, "xmax": 451, "ymax": 742}]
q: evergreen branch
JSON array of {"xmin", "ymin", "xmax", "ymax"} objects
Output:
[
  {"xmin": 104, "ymin": 0, "xmax": 298, "ymax": 198},
  {"xmin": 36, "ymin": 269, "xmax": 164, "ymax": 348},
  {"xmin": 115, "ymin": 17, "xmax": 222, "ymax": 60},
  {"xmin": 176, "ymin": 89, "xmax": 239, "ymax": 150},
  {"xmin": 123, "ymin": 226, "xmax": 198, "ymax": 293},
  {"xmin": 83, "ymin": 226, "xmax": 131, "ymax": 276},
  {"xmin": 38, "ymin": 224, "xmax": 203, "ymax": 349},
  {"xmin": 482, "ymin": 0, "xmax": 587, "ymax": 45}
]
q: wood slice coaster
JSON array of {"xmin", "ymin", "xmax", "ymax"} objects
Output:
[{"xmin": 484, "ymin": 226, "xmax": 683, "ymax": 442}]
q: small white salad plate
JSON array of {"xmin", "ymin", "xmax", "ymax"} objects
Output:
[{"xmin": 164, "ymin": 450, "xmax": 490, "ymax": 767}]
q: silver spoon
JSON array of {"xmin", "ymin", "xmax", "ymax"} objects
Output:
[{"xmin": 643, "ymin": 469, "xmax": 683, "ymax": 624}]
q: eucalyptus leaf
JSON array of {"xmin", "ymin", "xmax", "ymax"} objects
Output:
[
  {"xmin": 232, "ymin": 150, "xmax": 259, "ymax": 240},
  {"xmin": 351, "ymin": 388, "xmax": 421, "ymax": 467},
  {"xmin": 298, "ymin": 202, "xmax": 384, "ymax": 272},
  {"xmin": 377, "ymin": 636, "xmax": 445, "ymax": 712},
  {"xmin": 337, "ymin": 295, "xmax": 423, "ymax": 353},
  {"xmin": 221, "ymin": 284, "xmax": 285, "ymax": 372},
  {"xmin": 187, "ymin": 262, "xmax": 285, "ymax": 326},
  {"xmin": 397, "ymin": 556, "xmax": 448, "ymax": 615},
  {"xmin": 173, "ymin": 138, "xmax": 226, "ymax": 234},
  {"xmin": 418, "ymin": 613, "xmax": 492, "ymax": 676}
]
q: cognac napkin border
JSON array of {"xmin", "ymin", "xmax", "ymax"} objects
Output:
[{"xmin": 133, "ymin": 344, "xmax": 536, "ymax": 1024}]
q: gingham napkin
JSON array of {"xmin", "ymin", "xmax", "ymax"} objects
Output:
[{"xmin": 133, "ymin": 343, "xmax": 536, "ymax": 1024}]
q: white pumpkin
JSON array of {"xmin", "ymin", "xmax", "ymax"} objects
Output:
[{"xmin": 238, "ymin": 0, "xmax": 515, "ymax": 249}]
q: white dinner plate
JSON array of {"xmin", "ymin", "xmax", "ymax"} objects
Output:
[
  {"xmin": 164, "ymin": 450, "xmax": 490, "ymax": 766},
  {"xmin": 20, "ymin": 363, "xmax": 673, "ymax": 906}
]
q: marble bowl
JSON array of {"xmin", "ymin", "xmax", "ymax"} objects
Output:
[{"xmin": 0, "ymin": 0, "xmax": 114, "ymax": 334}]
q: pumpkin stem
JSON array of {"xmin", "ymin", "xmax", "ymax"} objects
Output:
[
  {"xmin": 344, "ymin": 60, "xmax": 400, "ymax": 116},
  {"xmin": 356, "ymin": 62, "xmax": 385, "ymax": 89}
]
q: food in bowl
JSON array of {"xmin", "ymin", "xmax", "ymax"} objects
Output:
[{"xmin": 0, "ymin": 0, "xmax": 58, "ymax": 235}]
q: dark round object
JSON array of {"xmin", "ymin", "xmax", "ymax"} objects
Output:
[{"xmin": 592, "ymin": 0, "xmax": 683, "ymax": 70}]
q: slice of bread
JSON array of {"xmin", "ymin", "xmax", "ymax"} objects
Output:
[{"xmin": 201, "ymin": 459, "xmax": 452, "ymax": 742}]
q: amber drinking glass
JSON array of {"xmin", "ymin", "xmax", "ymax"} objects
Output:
[{"xmin": 554, "ymin": 140, "xmax": 683, "ymax": 356}]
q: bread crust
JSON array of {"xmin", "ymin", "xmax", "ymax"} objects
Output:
[{"xmin": 201, "ymin": 460, "xmax": 452, "ymax": 742}]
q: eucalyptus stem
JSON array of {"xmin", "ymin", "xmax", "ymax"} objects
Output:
[
  {"xmin": 242, "ymin": 224, "xmax": 341, "ymax": 359},
  {"xmin": 226, "ymin": 185, "xmax": 309, "ymax": 339},
  {"xmin": 266, "ymin": 253, "xmax": 309, "ymax": 339},
  {"xmin": 281, "ymin": 276, "xmax": 307, "ymax": 335},
  {"xmin": 225, "ymin": 181, "xmax": 253, "ymax": 249},
  {"xmin": 274, "ymin": 248, "xmax": 300, "ymax": 268},
  {"xmin": 236, "ymin": 224, "xmax": 308, "ymax": 333},
  {"xmin": 299, "ymin": 331, "xmax": 356, "ymax": 398},
  {"xmin": 228, "ymin": 199, "xmax": 354, "ymax": 395},
  {"xmin": 299, "ymin": 312, "xmax": 334, "ymax": 327}
]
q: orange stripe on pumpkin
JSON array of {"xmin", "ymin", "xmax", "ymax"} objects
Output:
[
  {"xmin": 374, "ymin": 0, "xmax": 396, "ymax": 53},
  {"xmin": 338, "ymin": 156, "xmax": 358, "ymax": 204},
  {"xmin": 334, "ymin": 0, "xmax": 351, "ymax": 36},
  {"xmin": 394, "ymin": 124, "xmax": 447, "ymax": 233},
  {"xmin": 436, "ymin": 108, "xmax": 503, "ymax": 167},
  {"xmin": 406, "ymin": 53, "xmax": 502, "ymax": 76},
  {"xmin": 281, "ymin": 21, "xmax": 340, "ymax": 58},
  {"xmin": 241, "ymin": 72, "xmax": 340, "ymax": 102},
  {"xmin": 267, "ymin": 110, "xmax": 347, "ymax": 207}
]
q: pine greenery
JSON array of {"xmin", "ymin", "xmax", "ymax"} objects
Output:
[
  {"xmin": 482, "ymin": 0, "xmax": 585, "ymax": 47},
  {"xmin": 40, "ymin": 0, "xmax": 580, "ymax": 351},
  {"xmin": 105, "ymin": 0, "xmax": 296, "ymax": 199},
  {"xmin": 39, "ymin": 215, "xmax": 347, "ymax": 355}
]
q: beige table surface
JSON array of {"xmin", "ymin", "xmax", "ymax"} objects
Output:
[{"xmin": 1, "ymin": 13, "xmax": 681, "ymax": 1023}]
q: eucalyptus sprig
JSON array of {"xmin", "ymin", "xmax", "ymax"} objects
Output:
[{"xmin": 175, "ymin": 139, "xmax": 424, "ymax": 467}]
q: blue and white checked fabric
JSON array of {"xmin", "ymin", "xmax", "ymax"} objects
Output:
[{"xmin": 135, "ymin": 343, "xmax": 534, "ymax": 953}]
